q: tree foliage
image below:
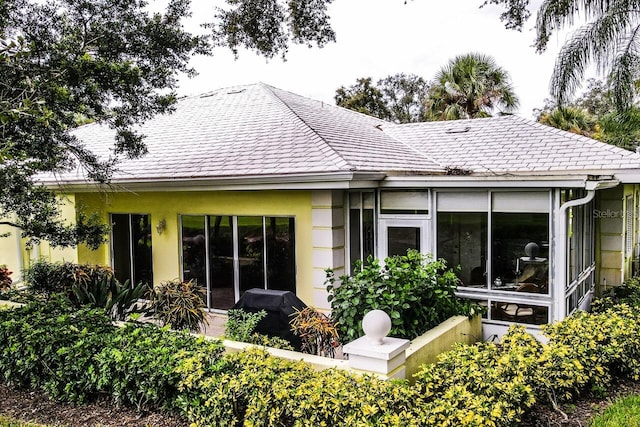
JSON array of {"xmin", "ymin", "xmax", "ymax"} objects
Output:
[
  {"xmin": 425, "ymin": 52, "xmax": 519, "ymax": 120},
  {"xmin": 0, "ymin": 0, "xmax": 336, "ymax": 248},
  {"xmin": 536, "ymin": 79, "xmax": 640, "ymax": 150},
  {"xmin": 486, "ymin": 0, "xmax": 640, "ymax": 111},
  {"xmin": 335, "ymin": 73, "xmax": 430, "ymax": 123}
]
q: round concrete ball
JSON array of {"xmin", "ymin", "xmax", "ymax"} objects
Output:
[{"xmin": 362, "ymin": 310, "xmax": 392, "ymax": 345}]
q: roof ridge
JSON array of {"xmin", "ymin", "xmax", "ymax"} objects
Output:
[{"xmin": 259, "ymin": 83, "xmax": 354, "ymax": 171}]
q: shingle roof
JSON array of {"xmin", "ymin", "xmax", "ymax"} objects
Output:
[
  {"xmin": 58, "ymin": 83, "xmax": 640, "ymax": 186},
  {"xmin": 385, "ymin": 115, "xmax": 640, "ymax": 174}
]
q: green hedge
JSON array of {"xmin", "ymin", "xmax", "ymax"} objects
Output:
[{"xmin": 1, "ymin": 290, "xmax": 640, "ymax": 426}]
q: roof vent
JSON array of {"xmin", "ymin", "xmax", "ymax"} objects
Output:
[
  {"xmin": 200, "ymin": 92, "xmax": 217, "ymax": 98},
  {"xmin": 227, "ymin": 89, "xmax": 246, "ymax": 95},
  {"xmin": 445, "ymin": 126, "xmax": 471, "ymax": 134}
]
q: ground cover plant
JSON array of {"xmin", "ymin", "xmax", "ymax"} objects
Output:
[{"xmin": 326, "ymin": 250, "xmax": 482, "ymax": 341}]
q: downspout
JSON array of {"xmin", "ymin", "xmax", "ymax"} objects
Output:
[{"xmin": 555, "ymin": 180, "xmax": 619, "ymax": 321}]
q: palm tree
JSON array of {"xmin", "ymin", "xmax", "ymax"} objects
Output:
[
  {"xmin": 535, "ymin": 0, "xmax": 640, "ymax": 110},
  {"xmin": 425, "ymin": 53, "xmax": 519, "ymax": 120},
  {"xmin": 538, "ymin": 106, "xmax": 598, "ymax": 137}
]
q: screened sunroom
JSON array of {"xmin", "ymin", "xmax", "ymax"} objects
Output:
[{"xmin": 346, "ymin": 180, "xmax": 620, "ymax": 339}]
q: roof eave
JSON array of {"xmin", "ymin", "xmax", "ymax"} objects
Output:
[{"xmin": 46, "ymin": 171, "xmax": 389, "ymax": 192}]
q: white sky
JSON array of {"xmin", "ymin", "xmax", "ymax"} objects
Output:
[{"xmin": 177, "ymin": 0, "xmax": 576, "ymax": 119}]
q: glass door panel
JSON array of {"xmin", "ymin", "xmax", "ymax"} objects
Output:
[
  {"xmin": 238, "ymin": 216, "xmax": 265, "ymax": 295},
  {"xmin": 209, "ymin": 216, "xmax": 235, "ymax": 310},
  {"xmin": 387, "ymin": 227, "xmax": 420, "ymax": 257}
]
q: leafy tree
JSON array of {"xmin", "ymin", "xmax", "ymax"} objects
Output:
[
  {"xmin": 335, "ymin": 77, "xmax": 391, "ymax": 120},
  {"xmin": 425, "ymin": 52, "xmax": 519, "ymax": 120},
  {"xmin": 0, "ymin": 0, "xmax": 335, "ymax": 248},
  {"xmin": 335, "ymin": 73, "xmax": 430, "ymax": 123}
]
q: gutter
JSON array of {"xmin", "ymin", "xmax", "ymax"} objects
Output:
[{"xmin": 554, "ymin": 179, "xmax": 619, "ymax": 320}]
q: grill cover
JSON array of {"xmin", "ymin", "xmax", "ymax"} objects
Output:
[{"xmin": 232, "ymin": 289, "xmax": 307, "ymax": 350}]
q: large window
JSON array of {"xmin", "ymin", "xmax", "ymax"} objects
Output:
[
  {"xmin": 181, "ymin": 215, "xmax": 296, "ymax": 310},
  {"xmin": 436, "ymin": 191, "xmax": 551, "ymax": 326},
  {"xmin": 110, "ymin": 214, "xmax": 153, "ymax": 289}
]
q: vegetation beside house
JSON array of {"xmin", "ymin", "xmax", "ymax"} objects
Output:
[{"xmin": 1, "ymin": 274, "xmax": 640, "ymax": 425}]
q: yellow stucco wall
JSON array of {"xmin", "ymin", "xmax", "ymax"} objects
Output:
[
  {"xmin": 0, "ymin": 224, "xmax": 22, "ymax": 283},
  {"xmin": 75, "ymin": 190, "xmax": 315, "ymax": 304},
  {"xmin": 0, "ymin": 195, "xmax": 79, "ymax": 283}
]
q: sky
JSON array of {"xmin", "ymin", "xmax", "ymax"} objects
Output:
[{"xmin": 177, "ymin": 0, "xmax": 576, "ymax": 120}]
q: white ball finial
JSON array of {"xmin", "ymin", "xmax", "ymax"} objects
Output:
[{"xmin": 362, "ymin": 310, "xmax": 392, "ymax": 345}]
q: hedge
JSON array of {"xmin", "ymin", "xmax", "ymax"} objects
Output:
[{"xmin": 1, "ymin": 291, "xmax": 640, "ymax": 426}]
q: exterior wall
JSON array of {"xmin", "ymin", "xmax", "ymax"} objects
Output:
[
  {"xmin": 595, "ymin": 186, "xmax": 625, "ymax": 292},
  {"xmin": 404, "ymin": 315, "xmax": 481, "ymax": 382},
  {"xmin": 75, "ymin": 190, "xmax": 315, "ymax": 304},
  {"xmin": 0, "ymin": 195, "xmax": 79, "ymax": 283},
  {"xmin": 310, "ymin": 191, "xmax": 345, "ymax": 311},
  {"xmin": 0, "ymin": 223, "xmax": 22, "ymax": 283}
]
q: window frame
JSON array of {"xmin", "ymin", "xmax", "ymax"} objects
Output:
[{"xmin": 179, "ymin": 214, "xmax": 297, "ymax": 311}]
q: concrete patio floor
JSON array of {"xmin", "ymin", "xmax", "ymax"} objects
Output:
[{"xmin": 200, "ymin": 312, "xmax": 227, "ymax": 338}]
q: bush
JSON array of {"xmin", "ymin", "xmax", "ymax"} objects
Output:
[
  {"xmin": 326, "ymin": 250, "xmax": 482, "ymax": 341},
  {"xmin": 147, "ymin": 279, "xmax": 208, "ymax": 332},
  {"xmin": 225, "ymin": 309, "xmax": 294, "ymax": 350},
  {"xmin": 95, "ymin": 324, "xmax": 225, "ymax": 410},
  {"xmin": 414, "ymin": 326, "xmax": 539, "ymax": 426},
  {"xmin": 290, "ymin": 306, "xmax": 340, "ymax": 357},
  {"xmin": 539, "ymin": 305, "xmax": 640, "ymax": 400},
  {"xmin": 592, "ymin": 276, "xmax": 640, "ymax": 312},
  {"xmin": 23, "ymin": 261, "xmax": 114, "ymax": 298},
  {"xmin": 0, "ymin": 298, "xmax": 114, "ymax": 402}
]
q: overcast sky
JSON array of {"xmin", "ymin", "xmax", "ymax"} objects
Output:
[{"xmin": 177, "ymin": 0, "xmax": 575, "ymax": 119}]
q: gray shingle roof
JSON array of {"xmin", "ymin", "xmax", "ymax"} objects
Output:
[
  {"xmin": 385, "ymin": 115, "xmax": 640, "ymax": 174},
  {"xmin": 58, "ymin": 83, "xmax": 640, "ymax": 186}
]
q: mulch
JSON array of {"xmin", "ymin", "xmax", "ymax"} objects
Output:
[
  {"xmin": 0, "ymin": 384, "xmax": 187, "ymax": 426},
  {"xmin": 0, "ymin": 377, "xmax": 639, "ymax": 426}
]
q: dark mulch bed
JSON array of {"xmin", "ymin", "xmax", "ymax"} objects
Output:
[
  {"xmin": 0, "ymin": 378, "xmax": 639, "ymax": 426},
  {"xmin": 0, "ymin": 383, "xmax": 187, "ymax": 427}
]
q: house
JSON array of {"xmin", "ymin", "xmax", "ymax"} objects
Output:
[{"xmin": 2, "ymin": 83, "xmax": 640, "ymax": 339}]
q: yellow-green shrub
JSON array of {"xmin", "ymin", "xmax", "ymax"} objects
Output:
[
  {"xmin": 539, "ymin": 304, "xmax": 640, "ymax": 400},
  {"xmin": 414, "ymin": 326, "xmax": 539, "ymax": 427}
]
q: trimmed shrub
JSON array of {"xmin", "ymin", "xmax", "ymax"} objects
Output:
[
  {"xmin": 539, "ymin": 304, "xmax": 640, "ymax": 400},
  {"xmin": 0, "ymin": 299, "xmax": 114, "ymax": 402},
  {"xmin": 147, "ymin": 279, "xmax": 208, "ymax": 332},
  {"xmin": 95, "ymin": 324, "xmax": 224, "ymax": 410},
  {"xmin": 327, "ymin": 250, "xmax": 482, "ymax": 341},
  {"xmin": 177, "ymin": 347, "xmax": 431, "ymax": 426},
  {"xmin": 414, "ymin": 325, "xmax": 539, "ymax": 426}
]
